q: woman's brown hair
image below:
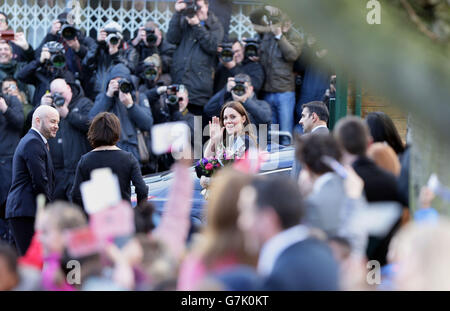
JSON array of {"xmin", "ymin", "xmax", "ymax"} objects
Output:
[
  {"xmin": 219, "ymin": 101, "xmax": 257, "ymax": 146},
  {"xmin": 87, "ymin": 112, "xmax": 121, "ymax": 148}
]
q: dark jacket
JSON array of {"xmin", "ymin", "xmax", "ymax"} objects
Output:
[
  {"xmin": 88, "ymin": 64, "xmax": 153, "ymax": 163},
  {"xmin": 204, "ymin": 87, "xmax": 272, "ymax": 129},
  {"xmin": 6, "ymin": 129, "xmax": 55, "ymax": 218},
  {"xmin": 261, "ymin": 238, "xmax": 339, "ymax": 291},
  {"xmin": 0, "ymin": 60, "xmax": 34, "ymax": 104},
  {"xmin": 16, "ymin": 59, "xmax": 75, "ymax": 107},
  {"xmin": 259, "ymin": 30, "xmax": 303, "ymax": 93},
  {"xmin": 133, "ymin": 38, "xmax": 175, "ymax": 74},
  {"xmin": 166, "ymin": 11, "xmax": 224, "ymax": 107},
  {"xmin": 48, "ymin": 83, "xmax": 93, "ymax": 175},
  {"xmin": 83, "ymin": 41, "xmax": 139, "ymax": 100},
  {"xmin": 0, "ymin": 95, "xmax": 24, "ymax": 157},
  {"xmin": 10, "ymin": 42, "xmax": 35, "ymax": 63},
  {"xmin": 213, "ymin": 59, "xmax": 265, "ymax": 94}
]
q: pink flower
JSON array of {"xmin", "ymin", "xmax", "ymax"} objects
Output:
[{"xmin": 205, "ymin": 163, "xmax": 213, "ymax": 170}]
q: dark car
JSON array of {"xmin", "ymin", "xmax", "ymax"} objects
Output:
[{"xmin": 132, "ymin": 143, "xmax": 295, "ymax": 225}]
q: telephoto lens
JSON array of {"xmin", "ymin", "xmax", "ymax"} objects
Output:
[
  {"xmin": 144, "ymin": 66, "xmax": 158, "ymax": 81},
  {"xmin": 165, "ymin": 84, "xmax": 180, "ymax": 105},
  {"xmin": 219, "ymin": 43, "xmax": 234, "ymax": 63},
  {"xmin": 244, "ymin": 38, "xmax": 260, "ymax": 59},
  {"xmin": 182, "ymin": 0, "xmax": 199, "ymax": 18},
  {"xmin": 145, "ymin": 28, "xmax": 158, "ymax": 45},
  {"xmin": 231, "ymin": 78, "xmax": 247, "ymax": 96},
  {"xmin": 50, "ymin": 53, "xmax": 66, "ymax": 68},
  {"xmin": 119, "ymin": 79, "xmax": 132, "ymax": 93}
]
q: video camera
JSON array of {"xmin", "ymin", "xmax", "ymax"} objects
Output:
[
  {"xmin": 244, "ymin": 38, "xmax": 260, "ymax": 59},
  {"xmin": 218, "ymin": 42, "xmax": 234, "ymax": 63},
  {"xmin": 145, "ymin": 28, "xmax": 158, "ymax": 45},
  {"xmin": 231, "ymin": 77, "xmax": 247, "ymax": 96},
  {"xmin": 0, "ymin": 30, "xmax": 15, "ymax": 42},
  {"xmin": 104, "ymin": 28, "xmax": 122, "ymax": 46},
  {"xmin": 43, "ymin": 41, "xmax": 66, "ymax": 69},
  {"xmin": 51, "ymin": 92, "xmax": 66, "ymax": 107},
  {"xmin": 182, "ymin": 0, "xmax": 199, "ymax": 18}
]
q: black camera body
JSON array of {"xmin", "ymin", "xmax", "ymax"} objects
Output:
[
  {"xmin": 182, "ymin": 0, "xmax": 199, "ymax": 18},
  {"xmin": 118, "ymin": 79, "xmax": 133, "ymax": 93},
  {"xmin": 244, "ymin": 38, "xmax": 260, "ymax": 59},
  {"xmin": 43, "ymin": 41, "xmax": 66, "ymax": 69},
  {"xmin": 231, "ymin": 77, "xmax": 247, "ymax": 97},
  {"xmin": 104, "ymin": 28, "xmax": 121, "ymax": 45},
  {"xmin": 219, "ymin": 42, "xmax": 234, "ymax": 63},
  {"xmin": 51, "ymin": 92, "xmax": 66, "ymax": 107},
  {"xmin": 145, "ymin": 28, "xmax": 158, "ymax": 45},
  {"xmin": 165, "ymin": 85, "xmax": 180, "ymax": 106}
]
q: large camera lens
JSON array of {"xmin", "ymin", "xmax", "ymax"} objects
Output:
[
  {"xmin": 232, "ymin": 83, "xmax": 246, "ymax": 96},
  {"xmin": 166, "ymin": 94, "xmax": 179, "ymax": 105},
  {"xmin": 144, "ymin": 67, "xmax": 158, "ymax": 81},
  {"xmin": 52, "ymin": 92, "xmax": 65, "ymax": 107},
  {"xmin": 109, "ymin": 35, "xmax": 119, "ymax": 45},
  {"xmin": 61, "ymin": 25, "xmax": 77, "ymax": 40},
  {"xmin": 145, "ymin": 29, "xmax": 157, "ymax": 45},
  {"xmin": 220, "ymin": 49, "xmax": 234, "ymax": 63},
  {"xmin": 245, "ymin": 45, "xmax": 258, "ymax": 58},
  {"xmin": 51, "ymin": 54, "xmax": 66, "ymax": 68},
  {"xmin": 119, "ymin": 79, "xmax": 132, "ymax": 93},
  {"xmin": 183, "ymin": 0, "xmax": 198, "ymax": 18}
]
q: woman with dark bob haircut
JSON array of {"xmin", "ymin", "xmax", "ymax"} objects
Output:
[
  {"xmin": 70, "ymin": 112, "xmax": 148, "ymax": 210},
  {"xmin": 365, "ymin": 111, "xmax": 405, "ymax": 155}
]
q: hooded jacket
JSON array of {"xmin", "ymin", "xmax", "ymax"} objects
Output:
[
  {"xmin": 166, "ymin": 11, "xmax": 224, "ymax": 107},
  {"xmin": 88, "ymin": 64, "xmax": 153, "ymax": 163},
  {"xmin": 48, "ymin": 82, "xmax": 93, "ymax": 174}
]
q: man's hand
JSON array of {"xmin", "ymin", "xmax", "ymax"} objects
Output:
[
  {"xmin": 156, "ymin": 86, "xmax": 168, "ymax": 95},
  {"xmin": 40, "ymin": 47, "xmax": 51, "ymax": 64},
  {"xmin": 106, "ymin": 79, "xmax": 119, "ymax": 98},
  {"xmin": 186, "ymin": 15, "xmax": 200, "ymax": 26},
  {"xmin": 119, "ymin": 91, "xmax": 133, "ymax": 107},
  {"xmin": 40, "ymin": 93, "xmax": 53, "ymax": 106},
  {"xmin": 51, "ymin": 20, "xmax": 62, "ymax": 35},
  {"xmin": 97, "ymin": 29, "xmax": 107, "ymax": 42},
  {"xmin": 282, "ymin": 21, "xmax": 292, "ymax": 34},
  {"xmin": 66, "ymin": 37, "xmax": 80, "ymax": 52},
  {"xmin": 0, "ymin": 97, "xmax": 8, "ymax": 113},
  {"xmin": 56, "ymin": 104, "xmax": 69, "ymax": 119},
  {"xmin": 175, "ymin": 0, "xmax": 187, "ymax": 12},
  {"xmin": 12, "ymin": 32, "xmax": 29, "ymax": 51}
]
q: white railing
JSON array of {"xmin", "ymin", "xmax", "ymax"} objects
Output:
[{"xmin": 0, "ymin": 0, "xmax": 259, "ymax": 48}]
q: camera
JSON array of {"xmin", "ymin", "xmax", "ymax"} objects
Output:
[
  {"xmin": 244, "ymin": 38, "xmax": 260, "ymax": 59},
  {"xmin": 263, "ymin": 8, "xmax": 282, "ymax": 25},
  {"xmin": 0, "ymin": 30, "xmax": 15, "ymax": 42},
  {"xmin": 104, "ymin": 28, "xmax": 122, "ymax": 46},
  {"xmin": 118, "ymin": 79, "xmax": 132, "ymax": 93},
  {"xmin": 142, "ymin": 64, "xmax": 158, "ymax": 82},
  {"xmin": 182, "ymin": 0, "xmax": 199, "ymax": 18},
  {"xmin": 231, "ymin": 77, "xmax": 247, "ymax": 97},
  {"xmin": 219, "ymin": 42, "xmax": 234, "ymax": 63},
  {"xmin": 51, "ymin": 92, "xmax": 66, "ymax": 107},
  {"xmin": 43, "ymin": 41, "xmax": 66, "ymax": 69},
  {"xmin": 165, "ymin": 84, "xmax": 180, "ymax": 106},
  {"xmin": 145, "ymin": 28, "xmax": 157, "ymax": 45}
]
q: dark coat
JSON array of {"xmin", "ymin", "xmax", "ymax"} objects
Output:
[
  {"xmin": 6, "ymin": 129, "xmax": 55, "ymax": 218},
  {"xmin": 0, "ymin": 60, "xmax": 35, "ymax": 104},
  {"xmin": 88, "ymin": 64, "xmax": 153, "ymax": 163},
  {"xmin": 166, "ymin": 11, "xmax": 224, "ymax": 107},
  {"xmin": 133, "ymin": 38, "xmax": 175, "ymax": 74}
]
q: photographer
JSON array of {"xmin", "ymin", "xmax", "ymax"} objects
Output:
[
  {"xmin": 214, "ymin": 38, "xmax": 265, "ymax": 94},
  {"xmin": 83, "ymin": 22, "xmax": 139, "ymax": 100},
  {"xmin": 39, "ymin": 78, "xmax": 93, "ymax": 201},
  {"xmin": 250, "ymin": 6, "xmax": 303, "ymax": 145},
  {"xmin": 0, "ymin": 94, "xmax": 23, "ymax": 242},
  {"xmin": 17, "ymin": 41, "xmax": 75, "ymax": 108},
  {"xmin": 1, "ymin": 78, "xmax": 33, "ymax": 135},
  {"xmin": 0, "ymin": 11, "xmax": 34, "ymax": 62},
  {"xmin": 166, "ymin": 0, "xmax": 224, "ymax": 115},
  {"xmin": 205, "ymin": 73, "xmax": 271, "ymax": 135},
  {"xmin": 137, "ymin": 54, "xmax": 171, "ymax": 94},
  {"xmin": 35, "ymin": 11, "xmax": 97, "ymax": 95},
  {"xmin": 131, "ymin": 20, "xmax": 175, "ymax": 74},
  {"xmin": 88, "ymin": 63, "xmax": 153, "ymax": 164}
]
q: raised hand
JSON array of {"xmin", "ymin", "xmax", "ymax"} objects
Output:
[{"xmin": 209, "ymin": 116, "xmax": 224, "ymax": 146}]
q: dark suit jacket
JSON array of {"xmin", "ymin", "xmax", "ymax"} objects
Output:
[
  {"xmin": 6, "ymin": 130, "xmax": 55, "ymax": 219},
  {"xmin": 261, "ymin": 238, "xmax": 339, "ymax": 291}
]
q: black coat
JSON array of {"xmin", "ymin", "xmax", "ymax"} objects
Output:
[
  {"xmin": 166, "ymin": 11, "xmax": 224, "ymax": 107},
  {"xmin": 6, "ymin": 129, "xmax": 55, "ymax": 218},
  {"xmin": 133, "ymin": 38, "xmax": 175, "ymax": 74},
  {"xmin": 0, "ymin": 95, "xmax": 24, "ymax": 157},
  {"xmin": 48, "ymin": 83, "xmax": 93, "ymax": 175}
]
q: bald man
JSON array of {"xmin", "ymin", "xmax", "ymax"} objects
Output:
[{"xmin": 5, "ymin": 105, "xmax": 59, "ymax": 255}]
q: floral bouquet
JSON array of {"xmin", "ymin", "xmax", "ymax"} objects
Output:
[{"xmin": 195, "ymin": 158, "xmax": 222, "ymax": 178}]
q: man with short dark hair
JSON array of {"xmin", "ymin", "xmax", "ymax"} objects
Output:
[
  {"xmin": 237, "ymin": 176, "xmax": 339, "ymax": 290},
  {"xmin": 299, "ymin": 101, "xmax": 329, "ymax": 134}
]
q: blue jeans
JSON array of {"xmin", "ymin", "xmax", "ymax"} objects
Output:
[{"xmin": 265, "ymin": 92, "xmax": 296, "ymax": 145}]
